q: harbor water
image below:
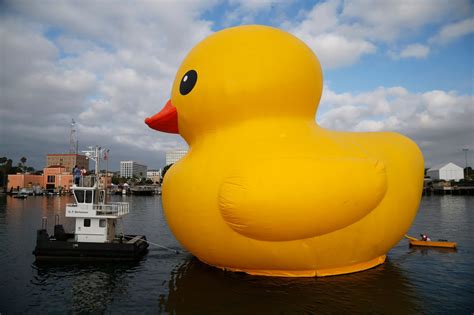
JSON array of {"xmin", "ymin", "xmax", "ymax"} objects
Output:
[{"xmin": 0, "ymin": 194, "xmax": 473, "ymax": 313}]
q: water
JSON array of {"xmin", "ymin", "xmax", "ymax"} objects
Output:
[{"xmin": 0, "ymin": 194, "xmax": 473, "ymax": 313}]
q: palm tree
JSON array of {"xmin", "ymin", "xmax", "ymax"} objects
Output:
[{"xmin": 20, "ymin": 157, "xmax": 27, "ymax": 173}]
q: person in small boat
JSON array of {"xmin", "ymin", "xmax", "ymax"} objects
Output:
[
  {"xmin": 73, "ymin": 165, "xmax": 81, "ymax": 186},
  {"xmin": 420, "ymin": 233, "xmax": 431, "ymax": 241}
]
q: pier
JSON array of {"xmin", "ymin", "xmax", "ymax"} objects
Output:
[{"xmin": 432, "ymin": 186, "xmax": 474, "ymax": 195}]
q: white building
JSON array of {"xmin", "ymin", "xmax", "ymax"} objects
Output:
[
  {"xmin": 166, "ymin": 150, "xmax": 188, "ymax": 165},
  {"xmin": 120, "ymin": 161, "xmax": 147, "ymax": 178},
  {"xmin": 426, "ymin": 162, "xmax": 464, "ymax": 181},
  {"xmin": 147, "ymin": 169, "xmax": 161, "ymax": 184}
]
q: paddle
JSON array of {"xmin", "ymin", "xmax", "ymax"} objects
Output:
[{"xmin": 404, "ymin": 234, "xmax": 419, "ymax": 241}]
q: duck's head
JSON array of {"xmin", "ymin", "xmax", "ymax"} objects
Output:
[{"xmin": 145, "ymin": 25, "xmax": 323, "ymax": 142}]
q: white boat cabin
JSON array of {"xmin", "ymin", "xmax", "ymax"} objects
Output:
[{"xmin": 66, "ymin": 185, "xmax": 129, "ymax": 243}]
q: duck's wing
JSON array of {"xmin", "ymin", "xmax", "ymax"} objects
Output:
[{"xmin": 218, "ymin": 157, "xmax": 387, "ymax": 241}]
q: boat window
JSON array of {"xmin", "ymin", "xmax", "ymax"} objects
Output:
[
  {"xmin": 85, "ymin": 190, "xmax": 93, "ymax": 203},
  {"xmin": 99, "ymin": 219, "xmax": 106, "ymax": 228},
  {"xmin": 74, "ymin": 190, "xmax": 84, "ymax": 203},
  {"xmin": 84, "ymin": 219, "xmax": 91, "ymax": 227}
]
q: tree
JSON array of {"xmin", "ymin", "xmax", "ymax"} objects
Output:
[
  {"xmin": 0, "ymin": 157, "xmax": 13, "ymax": 187},
  {"xmin": 16, "ymin": 157, "xmax": 28, "ymax": 173},
  {"xmin": 160, "ymin": 164, "xmax": 174, "ymax": 184}
]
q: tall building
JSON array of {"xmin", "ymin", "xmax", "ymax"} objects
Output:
[
  {"xmin": 166, "ymin": 150, "xmax": 188, "ymax": 165},
  {"xmin": 46, "ymin": 154, "xmax": 89, "ymax": 173},
  {"xmin": 120, "ymin": 161, "xmax": 147, "ymax": 178}
]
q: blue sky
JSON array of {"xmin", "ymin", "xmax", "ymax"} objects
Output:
[{"xmin": 1, "ymin": 0, "xmax": 473, "ymax": 170}]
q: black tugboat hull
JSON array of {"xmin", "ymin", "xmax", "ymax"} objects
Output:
[{"xmin": 33, "ymin": 231, "xmax": 149, "ymax": 262}]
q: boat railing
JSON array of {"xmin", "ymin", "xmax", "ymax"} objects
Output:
[
  {"xmin": 94, "ymin": 202, "xmax": 130, "ymax": 216},
  {"xmin": 78, "ymin": 175, "xmax": 96, "ymax": 188},
  {"xmin": 66, "ymin": 202, "xmax": 129, "ymax": 217}
]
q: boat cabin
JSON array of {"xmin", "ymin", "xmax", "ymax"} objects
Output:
[{"xmin": 66, "ymin": 185, "xmax": 129, "ymax": 243}]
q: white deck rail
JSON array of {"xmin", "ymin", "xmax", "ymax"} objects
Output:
[
  {"xmin": 94, "ymin": 202, "xmax": 129, "ymax": 216},
  {"xmin": 66, "ymin": 202, "xmax": 129, "ymax": 217}
]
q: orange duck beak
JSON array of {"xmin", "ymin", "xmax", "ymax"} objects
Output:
[{"xmin": 145, "ymin": 99, "xmax": 179, "ymax": 134}]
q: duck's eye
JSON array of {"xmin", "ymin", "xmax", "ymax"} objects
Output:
[{"xmin": 180, "ymin": 70, "xmax": 197, "ymax": 95}]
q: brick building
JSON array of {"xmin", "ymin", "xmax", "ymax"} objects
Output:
[{"xmin": 46, "ymin": 154, "xmax": 89, "ymax": 173}]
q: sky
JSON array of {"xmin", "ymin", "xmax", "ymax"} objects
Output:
[{"xmin": 1, "ymin": 0, "xmax": 473, "ymax": 171}]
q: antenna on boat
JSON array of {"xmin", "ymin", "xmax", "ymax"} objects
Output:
[
  {"xmin": 83, "ymin": 146, "xmax": 101, "ymax": 189},
  {"xmin": 82, "ymin": 146, "xmax": 110, "ymax": 197}
]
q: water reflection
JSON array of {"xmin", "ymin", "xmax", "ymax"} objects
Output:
[
  {"xmin": 31, "ymin": 261, "xmax": 140, "ymax": 313},
  {"xmin": 161, "ymin": 257, "xmax": 420, "ymax": 314},
  {"xmin": 408, "ymin": 247, "xmax": 457, "ymax": 256},
  {"xmin": 1, "ymin": 195, "xmax": 472, "ymax": 313}
]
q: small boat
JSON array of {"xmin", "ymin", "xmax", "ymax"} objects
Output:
[
  {"xmin": 13, "ymin": 193, "xmax": 28, "ymax": 199},
  {"xmin": 130, "ymin": 185, "xmax": 155, "ymax": 196},
  {"xmin": 409, "ymin": 240, "xmax": 457, "ymax": 249},
  {"xmin": 33, "ymin": 146, "xmax": 148, "ymax": 262}
]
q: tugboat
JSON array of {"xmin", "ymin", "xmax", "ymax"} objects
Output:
[{"xmin": 33, "ymin": 146, "xmax": 148, "ymax": 261}]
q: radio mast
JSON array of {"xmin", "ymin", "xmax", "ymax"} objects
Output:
[{"xmin": 69, "ymin": 119, "xmax": 79, "ymax": 154}]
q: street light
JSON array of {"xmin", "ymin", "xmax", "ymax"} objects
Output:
[{"xmin": 462, "ymin": 148, "xmax": 469, "ymax": 179}]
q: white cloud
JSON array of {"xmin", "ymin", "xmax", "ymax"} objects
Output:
[
  {"xmin": 229, "ymin": 0, "xmax": 284, "ymax": 11},
  {"xmin": 222, "ymin": 0, "xmax": 288, "ymax": 26},
  {"xmin": 318, "ymin": 86, "xmax": 474, "ymax": 167},
  {"xmin": 429, "ymin": 18, "xmax": 474, "ymax": 44},
  {"xmin": 341, "ymin": 0, "xmax": 470, "ymax": 42},
  {"xmin": 288, "ymin": 0, "xmax": 377, "ymax": 69},
  {"xmin": 0, "ymin": 1, "xmax": 212, "ymax": 169},
  {"xmin": 1, "ymin": 0, "xmax": 472, "ymax": 171},
  {"xmin": 284, "ymin": 0, "xmax": 472, "ymax": 68},
  {"xmin": 393, "ymin": 43, "xmax": 430, "ymax": 59},
  {"xmin": 294, "ymin": 31, "xmax": 376, "ymax": 69}
]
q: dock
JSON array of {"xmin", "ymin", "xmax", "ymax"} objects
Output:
[{"xmin": 431, "ymin": 186, "xmax": 474, "ymax": 195}]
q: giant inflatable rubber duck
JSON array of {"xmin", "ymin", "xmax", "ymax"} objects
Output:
[{"xmin": 146, "ymin": 25, "xmax": 424, "ymax": 277}]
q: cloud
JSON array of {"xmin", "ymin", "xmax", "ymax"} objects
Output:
[
  {"xmin": 229, "ymin": 0, "xmax": 284, "ymax": 11},
  {"xmin": 297, "ymin": 33, "xmax": 376, "ymax": 69},
  {"xmin": 284, "ymin": 0, "xmax": 472, "ymax": 68},
  {"xmin": 429, "ymin": 18, "xmax": 474, "ymax": 44},
  {"xmin": 390, "ymin": 43, "xmax": 430, "ymax": 59},
  {"xmin": 318, "ymin": 86, "xmax": 474, "ymax": 167},
  {"xmin": 221, "ymin": 0, "xmax": 289, "ymax": 26},
  {"xmin": 341, "ymin": 0, "xmax": 470, "ymax": 42},
  {"xmin": 1, "ymin": 0, "xmax": 472, "ymax": 172},
  {"xmin": 287, "ymin": 0, "xmax": 376, "ymax": 69},
  {"xmin": 1, "ymin": 1, "xmax": 214, "ymax": 169}
]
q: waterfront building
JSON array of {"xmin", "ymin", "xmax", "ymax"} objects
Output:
[
  {"xmin": 7, "ymin": 173, "xmax": 43, "ymax": 191},
  {"xmin": 166, "ymin": 150, "xmax": 187, "ymax": 165},
  {"xmin": 43, "ymin": 166, "xmax": 73, "ymax": 191},
  {"xmin": 98, "ymin": 173, "xmax": 112, "ymax": 188},
  {"xmin": 46, "ymin": 154, "xmax": 89, "ymax": 173},
  {"xmin": 7, "ymin": 166, "xmax": 73, "ymax": 192},
  {"xmin": 147, "ymin": 169, "xmax": 162, "ymax": 184},
  {"xmin": 426, "ymin": 162, "xmax": 464, "ymax": 181},
  {"xmin": 120, "ymin": 161, "xmax": 147, "ymax": 178}
]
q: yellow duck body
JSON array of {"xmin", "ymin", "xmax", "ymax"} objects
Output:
[{"xmin": 147, "ymin": 25, "xmax": 424, "ymax": 277}]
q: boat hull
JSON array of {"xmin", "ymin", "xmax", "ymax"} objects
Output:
[
  {"xmin": 409, "ymin": 240, "xmax": 457, "ymax": 248},
  {"xmin": 33, "ymin": 230, "xmax": 149, "ymax": 261}
]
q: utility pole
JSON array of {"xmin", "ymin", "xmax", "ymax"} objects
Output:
[{"xmin": 462, "ymin": 148, "xmax": 469, "ymax": 179}]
